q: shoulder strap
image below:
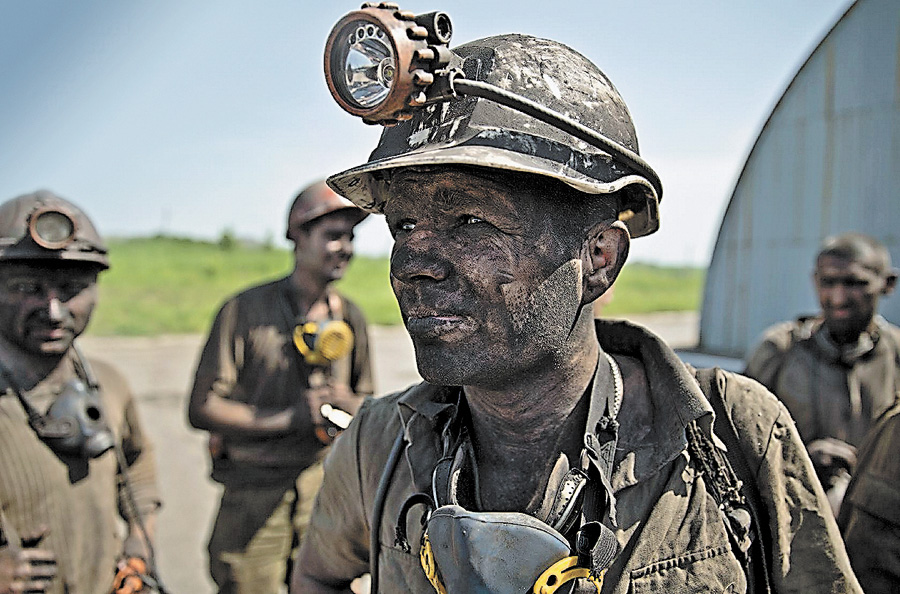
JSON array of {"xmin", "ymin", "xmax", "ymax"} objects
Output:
[{"xmin": 694, "ymin": 367, "xmax": 773, "ymax": 594}]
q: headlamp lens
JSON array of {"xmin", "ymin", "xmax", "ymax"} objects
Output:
[
  {"xmin": 32, "ymin": 210, "xmax": 76, "ymax": 248},
  {"xmin": 339, "ymin": 20, "xmax": 395, "ymax": 108}
]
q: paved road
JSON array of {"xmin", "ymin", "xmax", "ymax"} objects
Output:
[{"xmin": 78, "ymin": 312, "xmax": 699, "ymax": 594}]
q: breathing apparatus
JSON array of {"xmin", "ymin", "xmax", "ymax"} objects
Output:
[
  {"xmin": 0, "ymin": 346, "xmax": 114, "ymax": 460},
  {"xmin": 0, "ymin": 347, "xmax": 171, "ymax": 593},
  {"xmin": 285, "ymin": 284, "xmax": 359, "ymax": 444},
  {"xmin": 293, "ymin": 319, "xmax": 355, "ymax": 366},
  {"xmin": 373, "ymin": 355, "xmax": 624, "ymax": 594}
]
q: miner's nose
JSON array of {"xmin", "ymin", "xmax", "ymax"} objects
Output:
[{"xmin": 390, "ymin": 230, "xmax": 450, "ymax": 284}]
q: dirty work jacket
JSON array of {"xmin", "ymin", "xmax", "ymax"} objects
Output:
[
  {"xmin": 744, "ymin": 316, "xmax": 900, "ymax": 448},
  {"xmin": 298, "ymin": 319, "xmax": 860, "ymax": 593},
  {"xmin": 838, "ymin": 402, "xmax": 900, "ymax": 594},
  {"xmin": 0, "ymin": 354, "xmax": 160, "ymax": 594},
  {"xmin": 190, "ymin": 276, "xmax": 374, "ymax": 487}
]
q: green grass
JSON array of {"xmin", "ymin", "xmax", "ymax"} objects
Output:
[
  {"xmin": 87, "ymin": 236, "xmax": 701, "ymax": 336},
  {"xmin": 603, "ymin": 263, "xmax": 706, "ymax": 315}
]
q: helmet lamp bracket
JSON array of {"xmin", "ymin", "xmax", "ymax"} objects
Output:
[{"xmin": 324, "ymin": 3, "xmax": 456, "ymax": 126}]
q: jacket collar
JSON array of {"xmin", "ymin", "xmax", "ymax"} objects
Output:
[
  {"xmin": 394, "ymin": 319, "xmax": 712, "ymax": 495},
  {"xmin": 594, "ymin": 318, "xmax": 711, "ymax": 489}
]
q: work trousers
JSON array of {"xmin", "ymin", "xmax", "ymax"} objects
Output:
[{"xmin": 208, "ymin": 461, "xmax": 325, "ymax": 594}]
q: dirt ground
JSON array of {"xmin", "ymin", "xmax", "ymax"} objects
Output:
[{"xmin": 77, "ymin": 312, "xmax": 698, "ymax": 594}]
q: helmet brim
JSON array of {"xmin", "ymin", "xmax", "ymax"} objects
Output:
[{"xmin": 328, "ymin": 141, "xmax": 660, "ymax": 237}]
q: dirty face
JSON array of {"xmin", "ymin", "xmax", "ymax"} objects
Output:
[
  {"xmin": 385, "ymin": 168, "xmax": 586, "ymax": 388},
  {"xmin": 0, "ymin": 263, "xmax": 99, "ymax": 356},
  {"xmin": 293, "ymin": 210, "xmax": 358, "ymax": 285},
  {"xmin": 814, "ymin": 254, "xmax": 892, "ymax": 344}
]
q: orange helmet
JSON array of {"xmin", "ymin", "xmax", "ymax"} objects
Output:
[
  {"xmin": 0, "ymin": 190, "xmax": 109, "ymax": 269},
  {"xmin": 286, "ymin": 181, "xmax": 368, "ymax": 242}
]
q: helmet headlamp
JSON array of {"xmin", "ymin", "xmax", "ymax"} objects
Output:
[
  {"xmin": 324, "ymin": 4, "xmax": 663, "ymax": 210},
  {"xmin": 28, "ymin": 206, "xmax": 78, "ymax": 250},
  {"xmin": 325, "ymin": 3, "xmax": 454, "ymax": 125}
]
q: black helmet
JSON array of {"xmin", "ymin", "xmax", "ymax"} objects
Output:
[
  {"xmin": 328, "ymin": 34, "xmax": 661, "ymax": 237},
  {"xmin": 0, "ymin": 190, "xmax": 110, "ymax": 269}
]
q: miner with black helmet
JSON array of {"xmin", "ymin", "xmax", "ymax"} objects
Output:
[
  {"xmin": 0, "ymin": 190, "xmax": 162, "ymax": 594},
  {"xmin": 293, "ymin": 6, "xmax": 862, "ymax": 593}
]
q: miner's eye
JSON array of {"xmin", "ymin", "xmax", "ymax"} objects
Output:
[
  {"xmin": 390, "ymin": 219, "xmax": 416, "ymax": 237},
  {"xmin": 7, "ymin": 280, "xmax": 41, "ymax": 295}
]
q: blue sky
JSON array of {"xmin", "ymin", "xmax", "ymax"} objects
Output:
[{"xmin": 0, "ymin": 0, "xmax": 853, "ymax": 265}]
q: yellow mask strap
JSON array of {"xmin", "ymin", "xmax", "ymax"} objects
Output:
[{"xmin": 532, "ymin": 556, "xmax": 604, "ymax": 594}]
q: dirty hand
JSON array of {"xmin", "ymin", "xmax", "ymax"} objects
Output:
[
  {"xmin": 305, "ymin": 383, "xmax": 358, "ymax": 425},
  {"xmin": 0, "ymin": 529, "xmax": 57, "ymax": 594},
  {"xmin": 807, "ymin": 438, "xmax": 858, "ymax": 486}
]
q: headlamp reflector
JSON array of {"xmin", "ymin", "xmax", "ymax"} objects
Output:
[
  {"xmin": 340, "ymin": 20, "xmax": 396, "ymax": 109},
  {"xmin": 29, "ymin": 208, "xmax": 77, "ymax": 250}
]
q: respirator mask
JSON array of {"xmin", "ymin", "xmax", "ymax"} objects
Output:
[
  {"xmin": 1, "ymin": 348, "xmax": 115, "ymax": 459},
  {"xmin": 33, "ymin": 378, "xmax": 115, "ymax": 459},
  {"xmin": 293, "ymin": 318, "xmax": 356, "ymax": 443},
  {"xmin": 292, "ymin": 319, "xmax": 354, "ymax": 366}
]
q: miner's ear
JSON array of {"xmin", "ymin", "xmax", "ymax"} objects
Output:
[
  {"xmin": 883, "ymin": 268, "xmax": 898, "ymax": 296},
  {"xmin": 582, "ymin": 220, "xmax": 630, "ymax": 305}
]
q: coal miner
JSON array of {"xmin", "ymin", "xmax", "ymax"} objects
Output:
[
  {"xmin": 745, "ymin": 233, "xmax": 900, "ymax": 514},
  {"xmin": 0, "ymin": 191, "xmax": 161, "ymax": 594},
  {"xmin": 293, "ymin": 7, "xmax": 860, "ymax": 593},
  {"xmin": 188, "ymin": 181, "xmax": 373, "ymax": 594}
]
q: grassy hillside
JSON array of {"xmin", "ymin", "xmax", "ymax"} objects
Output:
[{"xmin": 87, "ymin": 236, "xmax": 702, "ymax": 336}]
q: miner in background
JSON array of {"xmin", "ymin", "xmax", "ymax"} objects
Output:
[
  {"xmin": 745, "ymin": 232, "xmax": 900, "ymax": 513},
  {"xmin": 838, "ymin": 400, "xmax": 900, "ymax": 594},
  {"xmin": 189, "ymin": 181, "xmax": 373, "ymax": 594},
  {"xmin": 0, "ymin": 190, "xmax": 161, "ymax": 594}
]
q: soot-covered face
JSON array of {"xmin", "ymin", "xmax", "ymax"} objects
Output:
[
  {"xmin": 384, "ymin": 168, "xmax": 588, "ymax": 388},
  {"xmin": 293, "ymin": 210, "xmax": 359, "ymax": 285},
  {"xmin": 0, "ymin": 263, "xmax": 99, "ymax": 356},
  {"xmin": 815, "ymin": 254, "xmax": 894, "ymax": 344}
]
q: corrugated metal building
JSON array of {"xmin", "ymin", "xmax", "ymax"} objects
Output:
[{"xmin": 699, "ymin": 0, "xmax": 900, "ymax": 358}]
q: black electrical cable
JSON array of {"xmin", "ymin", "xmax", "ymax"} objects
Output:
[
  {"xmin": 369, "ymin": 431, "xmax": 406, "ymax": 594},
  {"xmin": 113, "ymin": 442, "xmax": 170, "ymax": 594},
  {"xmin": 451, "ymin": 77, "xmax": 663, "ymax": 201},
  {"xmin": 76, "ymin": 345, "xmax": 171, "ymax": 594}
]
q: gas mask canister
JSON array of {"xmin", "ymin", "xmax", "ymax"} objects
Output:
[{"xmin": 33, "ymin": 378, "xmax": 115, "ymax": 459}]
